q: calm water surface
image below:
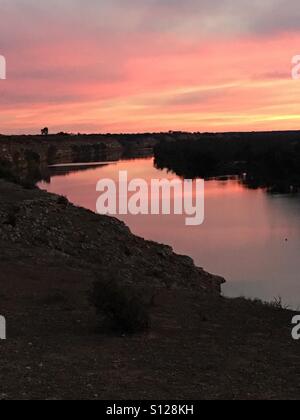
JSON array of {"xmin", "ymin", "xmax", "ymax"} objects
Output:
[{"xmin": 38, "ymin": 157, "xmax": 300, "ymax": 308}]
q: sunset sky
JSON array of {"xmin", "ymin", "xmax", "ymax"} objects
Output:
[{"xmin": 1, "ymin": 0, "xmax": 300, "ymax": 134}]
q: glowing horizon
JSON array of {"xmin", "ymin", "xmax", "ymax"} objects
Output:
[{"xmin": 1, "ymin": 0, "xmax": 300, "ymax": 134}]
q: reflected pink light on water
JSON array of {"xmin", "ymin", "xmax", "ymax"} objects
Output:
[{"xmin": 39, "ymin": 157, "xmax": 300, "ymax": 308}]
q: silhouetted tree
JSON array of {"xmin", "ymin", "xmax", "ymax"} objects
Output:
[{"xmin": 41, "ymin": 127, "xmax": 49, "ymax": 136}]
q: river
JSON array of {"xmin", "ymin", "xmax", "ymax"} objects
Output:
[{"xmin": 38, "ymin": 157, "xmax": 300, "ymax": 308}]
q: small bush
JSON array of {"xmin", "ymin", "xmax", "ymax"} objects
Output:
[
  {"xmin": 90, "ymin": 274, "xmax": 150, "ymax": 334},
  {"xmin": 237, "ymin": 296, "xmax": 289, "ymax": 311},
  {"xmin": 268, "ymin": 296, "xmax": 289, "ymax": 310}
]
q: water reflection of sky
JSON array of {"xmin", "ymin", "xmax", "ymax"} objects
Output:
[{"xmin": 39, "ymin": 157, "xmax": 300, "ymax": 309}]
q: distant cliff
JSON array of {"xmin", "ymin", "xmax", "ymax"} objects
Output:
[
  {"xmin": 0, "ymin": 134, "xmax": 160, "ymax": 183},
  {"xmin": 0, "ymin": 135, "xmax": 122, "ymax": 169}
]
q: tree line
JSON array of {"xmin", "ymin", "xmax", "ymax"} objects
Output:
[{"xmin": 154, "ymin": 131, "xmax": 300, "ymax": 193}]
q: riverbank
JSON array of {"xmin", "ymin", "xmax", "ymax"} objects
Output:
[{"xmin": 0, "ymin": 179, "xmax": 299, "ymax": 400}]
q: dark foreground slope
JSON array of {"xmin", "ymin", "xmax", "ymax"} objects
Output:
[{"xmin": 0, "ymin": 181, "xmax": 299, "ymax": 400}]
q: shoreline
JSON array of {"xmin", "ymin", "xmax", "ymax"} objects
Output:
[{"xmin": 0, "ymin": 179, "xmax": 225, "ymax": 294}]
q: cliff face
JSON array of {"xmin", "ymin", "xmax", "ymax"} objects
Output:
[
  {"xmin": 0, "ymin": 135, "xmax": 124, "ymax": 170},
  {"xmin": 0, "ymin": 134, "xmax": 160, "ymax": 183},
  {"xmin": 0, "ymin": 180, "xmax": 224, "ymax": 295}
]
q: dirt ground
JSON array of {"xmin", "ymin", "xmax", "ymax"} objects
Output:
[{"xmin": 0, "ymin": 254, "xmax": 299, "ymax": 400}]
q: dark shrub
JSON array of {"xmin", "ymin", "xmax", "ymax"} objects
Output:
[{"xmin": 90, "ymin": 274, "xmax": 150, "ymax": 334}]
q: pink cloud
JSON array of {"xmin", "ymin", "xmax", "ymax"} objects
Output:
[{"xmin": 1, "ymin": 21, "xmax": 300, "ymax": 133}]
